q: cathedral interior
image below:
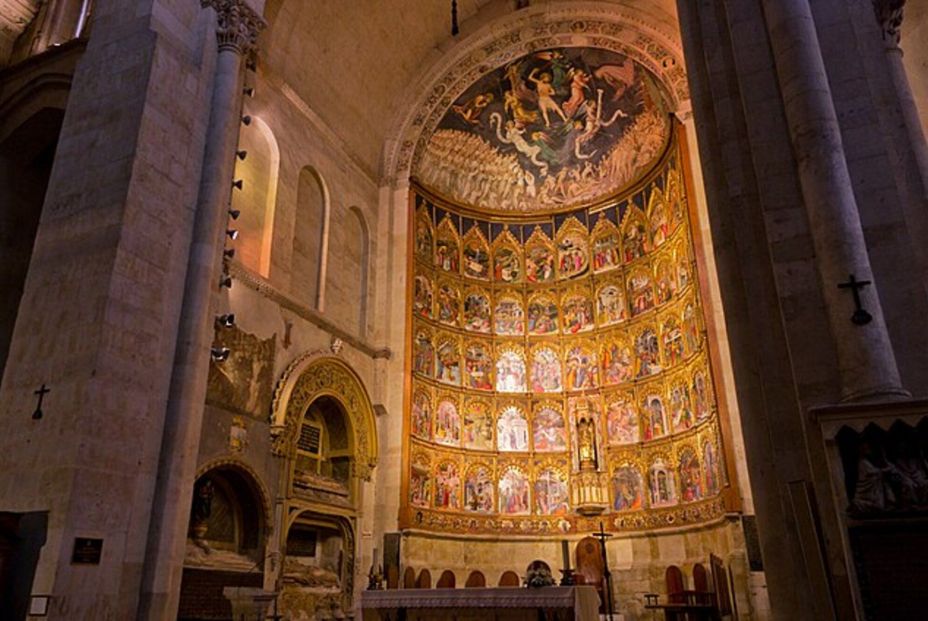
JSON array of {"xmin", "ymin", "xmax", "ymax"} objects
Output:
[{"xmin": 1, "ymin": 1, "xmax": 927, "ymax": 620}]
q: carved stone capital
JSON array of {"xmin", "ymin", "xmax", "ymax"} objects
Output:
[
  {"xmin": 201, "ymin": 0, "xmax": 266, "ymax": 54},
  {"xmin": 873, "ymin": 0, "xmax": 906, "ymax": 47}
]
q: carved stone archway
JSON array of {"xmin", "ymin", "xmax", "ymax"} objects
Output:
[{"xmin": 270, "ymin": 353, "xmax": 378, "ymax": 481}]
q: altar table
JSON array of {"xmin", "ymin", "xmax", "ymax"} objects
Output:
[{"xmin": 361, "ymin": 585, "xmax": 601, "ymax": 621}]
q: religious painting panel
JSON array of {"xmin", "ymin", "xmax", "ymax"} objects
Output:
[
  {"xmin": 642, "ymin": 387, "xmax": 668, "ymax": 441},
  {"xmin": 411, "ymin": 388, "xmax": 432, "ymax": 441},
  {"xmin": 463, "ymin": 398, "xmax": 494, "ymax": 451},
  {"xmin": 612, "ymin": 465, "xmax": 644, "ymax": 512},
  {"xmin": 530, "ymin": 346, "xmax": 563, "ymax": 393},
  {"xmin": 677, "ymin": 446, "xmax": 703, "ymax": 503},
  {"xmin": 498, "ymin": 466, "xmax": 531, "ymax": 515},
  {"xmin": 413, "ymin": 275, "xmax": 433, "ymax": 320},
  {"xmin": 683, "ymin": 302, "xmax": 700, "ymax": 355},
  {"xmin": 464, "ymin": 464, "xmax": 495, "ymax": 513},
  {"xmin": 662, "ymin": 314, "xmax": 685, "ymax": 367},
  {"xmin": 702, "ymin": 438, "xmax": 721, "ymax": 496},
  {"xmin": 464, "ymin": 341, "xmax": 494, "ymax": 391},
  {"xmin": 693, "ymin": 367, "xmax": 712, "ymax": 422},
  {"xmin": 535, "ymin": 468, "xmax": 569, "ymax": 516},
  {"xmin": 493, "ymin": 230, "xmax": 522, "ymax": 283},
  {"xmin": 591, "ymin": 216, "xmax": 621, "ymax": 274},
  {"xmin": 462, "ymin": 288, "xmax": 491, "ymax": 333},
  {"xmin": 434, "ymin": 396, "xmax": 462, "ymax": 448},
  {"xmin": 436, "ymin": 280, "xmax": 461, "ymax": 327},
  {"xmin": 415, "ymin": 208, "xmax": 434, "ymax": 264},
  {"xmin": 654, "ymin": 258, "xmax": 675, "ymax": 305},
  {"xmin": 435, "ymin": 218, "xmax": 460, "ymax": 273},
  {"xmin": 412, "ymin": 327, "xmax": 435, "ymax": 378},
  {"xmin": 669, "ymin": 377, "xmax": 695, "ymax": 433},
  {"xmin": 497, "ymin": 405, "xmax": 530, "ymax": 452},
  {"xmin": 621, "ymin": 209, "xmax": 650, "ymax": 263},
  {"xmin": 666, "ymin": 170, "xmax": 686, "ymax": 226},
  {"xmin": 525, "ymin": 231, "xmax": 556, "ymax": 284},
  {"xmin": 562, "ymin": 289, "xmax": 594, "ymax": 334},
  {"xmin": 462, "ymin": 227, "xmax": 490, "ymax": 280},
  {"xmin": 495, "ymin": 345, "xmax": 527, "ymax": 393},
  {"xmin": 565, "ymin": 342, "xmax": 599, "ymax": 391},
  {"xmin": 674, "ymin": 241, "xmax": 691, "ymax": 292},
  {"xmin": 527, "ymin": 294, "xmax": 559, "ymax": 336},
  {"xmin": 435, "ymin": 337, "xmax": 461, "ymax": 386},
  {"xmin": 633, "ymin": 326, "xmax": 661, "ymax": 378},
  {"xmin": 532, "ymin": 403, "xmax": 568, "ymax": 452},
  {"xmin": 494, "ymin": 293, "xmax": 525, "ymax": 336},
  {"xmin": 435, "ymin": 461, "xmax": 462, "ymax": 510},
  {"xmin": 648, "ymin": 192, "xmax": 670, "ymax": 248},
  {"xmin": 606, "ymin": 392, "xmax": 639, "ymax": 445},
  {"xmin": 627, "ymin": 267, "xmax": 655, "ymax": 316},
  {"xmin": 557, "ymin": 220, "xmax": 590, "ymax": 279},
  {"xmin": 601, "ymin": 337, "xmax": 634, "ymax": 386},
  {"xmin": 596, "ymin": 280, "xmax": 627, "ymax": 327},
  {"xmin": 648, "ymin": 457, "xmax": 677, "ymax": 508},
  {"xmin": 410, "ymin": 452, "xmax": 431, "ymax": 508}
]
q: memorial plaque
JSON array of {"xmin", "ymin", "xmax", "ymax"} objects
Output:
[{"xmin": 71, "ymin": 538, "xmax": 103, "ymax": 564}]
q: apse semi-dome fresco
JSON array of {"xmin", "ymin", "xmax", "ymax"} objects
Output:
[
  {"xmin": 415, "ymin": 47, "xmax": 672, "ymax": 214},
  {"xmin": 403, "ymin": 46, "xmax": 726, "ymax": 536}
]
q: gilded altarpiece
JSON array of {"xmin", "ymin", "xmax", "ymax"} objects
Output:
[{"xmin": 403, "ymin": 147, "xmax": 727, "ymax": 536}]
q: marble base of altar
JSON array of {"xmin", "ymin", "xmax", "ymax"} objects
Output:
[{"xmin": 361, "ymin": 585, "xmax": 601, "ymax": 621}]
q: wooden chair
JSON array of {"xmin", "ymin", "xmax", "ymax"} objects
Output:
[
  {"xmin": 465, "ymin": 570, "xmax": 486, "ymax": 587},
  {"xmin": 416, "ymin": 568, "xmax": 431, "ymax": 589},
  {"xmin": 386, "ymin": 564, "xmax": 399, "ymax": 589},
  {"xmin": 403, "ymin": 567, "xmax": 416, "ymax": 589},
  {"xmin": 710, "ymin": 554, "xmax": 734, "ymax": 618},
  {"xmin": 575, "ymin": 536, "xmax": 605, "ymax": 612},
  {"xmin": 665, "ymin": 565, "xmax": 686, "ymax": 604},
  {"xmin": 498, "ymin": 570, "xmax": 520, "ymax": 586},
  {"xmin": 437, "ymin": 570, "xmax": 456, "ymax": 588},
  {"xmin": 692, "ymin": 562, "xmax": 715, "ymax": 608}
]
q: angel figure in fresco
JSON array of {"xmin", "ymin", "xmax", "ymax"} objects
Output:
[
  {"xmin": 562, "ymin": 67, "xmax": 592, "ymax": 118},
  {"xmin": 452, "ymin": 92, "xmax": 495, "ymax": 126},
  {"xmin": 490, "ymin": 113, "xmax": 549, "ymax": 175},
  {"xmin": 528, "ymin": 69, "xmax": 569, "ymax": 127},
  {"xmin": 503, "ymin": 89, "xmax": 539, "ymax": 126},
  {"xmin": 593, "ymin": 58, "xmax": 637, "ymax": 102}
]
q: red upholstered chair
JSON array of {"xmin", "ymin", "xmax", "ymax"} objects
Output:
[
  {"xmin": 416, "ymin": 568, "xmax": 431, "ymax": 589},
  {"xmin": 465, "ymin": 570, "xmax": 486, "ymax": 587},
  {"xmin": 575, "ymin": 536, "xmax": 605, "ymax": 612},
  {"xmin": 403, "ymin": 567, "xmax": 416, "ymax": 589},
  {"xmin": 498, "ymin": 570, "xmax": 521, "ymax": 586},
  {"xmin": 665, "ymin": 565, "xmax": 686, "ymax": 604},
  {"xmin": 437, "ymin": 570, "xmax": 456, "ymax": 588}
]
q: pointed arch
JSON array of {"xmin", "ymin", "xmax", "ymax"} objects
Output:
[{"xmin": 270, "ymin": 353, "xmax": 378, "ymax": 480}]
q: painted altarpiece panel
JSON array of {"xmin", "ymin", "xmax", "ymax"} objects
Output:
[
  {"xmin": 413, "ymin": 328, "xmax": 435, "ymax": 378},
  {"xmin": 435, "ymin": 218, "xmax": 460, "ymax": 273},
  {"xmin": 415, "ymin": 208, "xmax": 433, "ymax": 265},
  {"xmin": 535, "ymin": 468, "xmax": 570, "ymax": 516},
  {"xmin": 606, "ymin": 392, "xmax": 639, "ymax": 445},
  {"xmin": 612, "ymin": 465, "xmax": 644, "ymax": 512},
  {"xmin": 497, "ymin": 405, "xmax": 530, "ymax": 452},
  {"xmin": 463, "ymin": 398, "xmax": 495, "ymax": 451},
  {"xmin": 498, "ymin": 466, "xmax": 531, "ymax": 515},
  {"xmin": 562, "ymin": 289, "xmax": 594, "ymax": 334},
  {"xmin": 528, "ymin": 294, "xmax": 559, "ymax": 336},
  {"xmin": 532, "ymin": 403, "xmax": 568, "ymax": 452},
  {"xmin": 648, "ymin": 457, "xmax": 677, "ymax": 508},
  {"xmin": 621, "ymin": 208, "xmax": 650, "ymax": 263},
  {"xmin": 648, "ymin": 190, "xmax": 671, "ymax": 248},
  {"xmin": 494, "ymin": 293, "xmax": 524, "ymax": 336},
  {"xmin": 462, "ymin": 227, "xmax": 490, "ymax": 280},
  {"xmin": 591, "ymin": 217, "xmax": 621, "ymax": 274},
  {"xmin": 565, "ymin": 342, "xmax": 599, "ymax": 391},
  {"xmin": 641, "ymin": 387, "xmax": 668, "ymax": 441},
  {"xmin": 464, "ymin": 341, "xmax": 494, "ymax": 391},
  {"xmin": 410, "ymin": 452, "xmax": 431, "ymax": 508},
  {"xmin": 411, "ymin": 388, "xmax": 432, "ymax": 441},
  {"xmin": 677, "ymin": 446, "xmax": 703, "ymax": 503},
  {"xmin": 627, "ymin": 267, "xmax": 655, "ymax": 317},
  {"xmin": 557, "ymin": 219, "xmax": 590, "ymax": 279},
  {"xmin": 434, "ymin": 396, "xmax": 462, "ymax": 447},
  {"xmin": 493, "ymin": 230, "xmax": 522, "ymax": 283},
  {"xmin": 464, "ymin": 464, "xmax": 495, "ymax": 513},
  {"xmin": 601, "ymin": 337, "xmax": 634, "ymax": 386},
  {"xmin": 413, "ymin": 274, "xmax": 433, "ymax": 320},
  {"xmin": 530, "ymin": 346, "xmax": 563, "ymax": 393},
  {"xmin": 495, "ymin": 346, "xmax": 527, "ymax": 393},
  {"xmin": 595, "ymin": 280, "xmax": 627, "ymax": 327},
  {"xmin": 462, "ymin": 288, "xmax": 492, "ymax": 333},
  {"xmin": 435, "ymin": 461, "xmax": 463, "ymax": 510},
  {"xmin": 436, "ymin": 280, "xmax": 461, "ymax": 327},
  {"xmin": 435, "ymin": 338, "xmax": 461, "ymax": 386},
  {"xmin": 525, "ymin": 229, "xmax": 556, "ymax": 284}
]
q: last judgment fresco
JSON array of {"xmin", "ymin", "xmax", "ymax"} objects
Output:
[
  {"xmin": 415, "ymin": 47, "xmax": 671, "ymax": 213},
  {"xmin": 404, "ymin": 131, "xmax": 729, "ymax": 536}
]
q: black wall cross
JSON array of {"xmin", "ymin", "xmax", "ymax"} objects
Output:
[
  {"xmin": 837, "ymin": 274, "xmax": 873, "ymax": 326},
  {"xmin": 32, "ymin": 384, "xmax": 50, "ymax": 420}
]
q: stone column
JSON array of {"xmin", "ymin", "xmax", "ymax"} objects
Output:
[
  {"xmin": 137, "ymin": 1, "xmax": 264, "ymax": 619},
  {"xmin": 761, "ymin": 0, "xmax": 908, "ymax": 403},
  {"xmin": 873, "ymin": 0, "xmax": 928, "ymax": 200}
]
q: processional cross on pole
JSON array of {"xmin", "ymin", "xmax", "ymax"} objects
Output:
[{"xmin": 594, "ymin": 521, "xmax": 615, "ymax": 621}]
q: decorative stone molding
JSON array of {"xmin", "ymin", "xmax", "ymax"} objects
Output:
[
  {"xmin": 201, "ymin": 0, "xmax": 267, "ymax": 53},
  {"xmin": 872, "ymin": 0, "xmax": 906, "ymax": 46},
  {"xmin": 270, "ymin": 353, "xmax": 379, "ymax": 480}
]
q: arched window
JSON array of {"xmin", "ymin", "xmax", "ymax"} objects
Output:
[
  {"xmin": 230, "ymin": 115, "xmax": 278, "ymax": 276},
  {"xmin": 293, "ymin": 166, "xmax": 329, "ymax": 310}
]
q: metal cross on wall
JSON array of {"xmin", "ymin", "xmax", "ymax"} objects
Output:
[
  {"xmin": 32, "ymin": 384, "xmax": 50, "ymax": 420},
  {"xmin": 838, "ymin": 274, "xmax": 874, "ymax": 325}
]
